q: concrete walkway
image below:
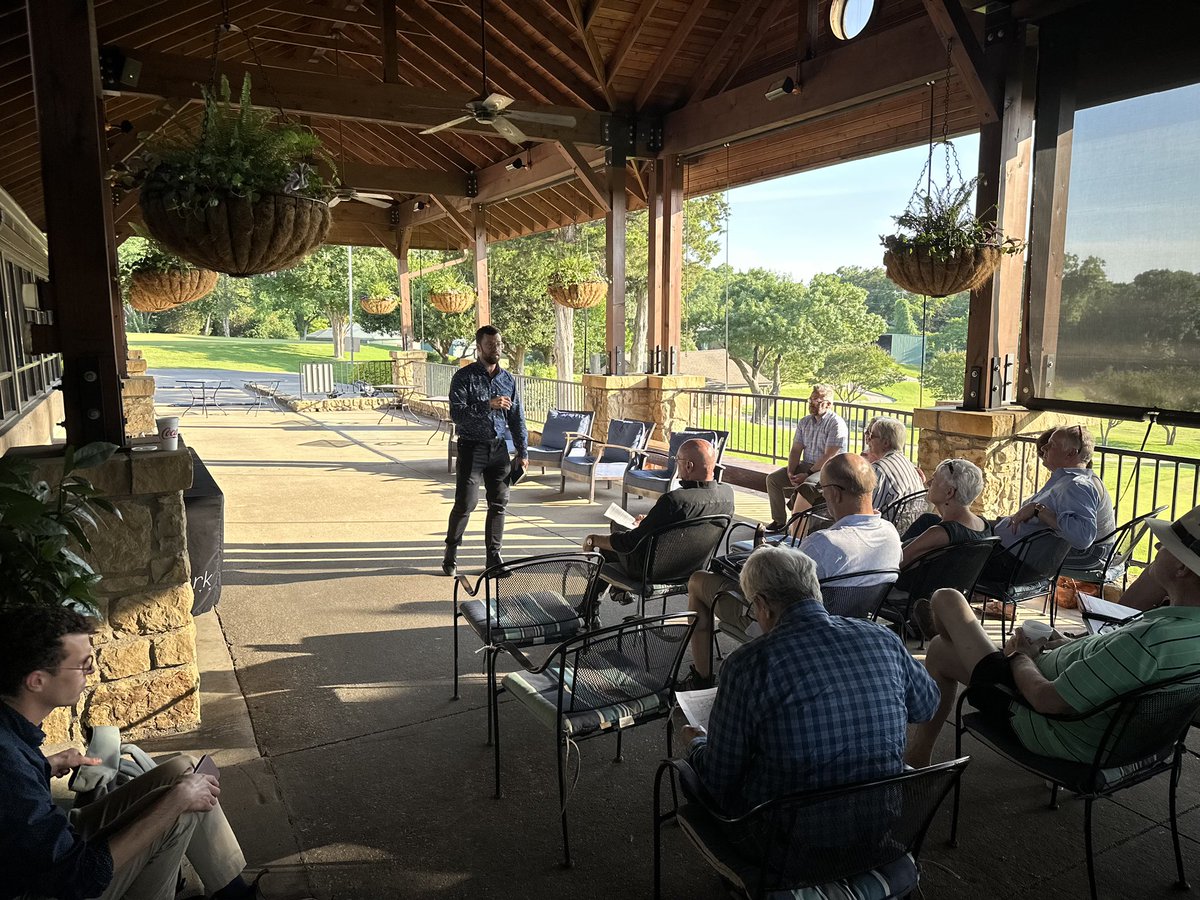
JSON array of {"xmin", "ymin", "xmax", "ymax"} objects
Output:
[{"xmin": 142, "ymin": 400, "xmax": 1200, "ymax": 900}]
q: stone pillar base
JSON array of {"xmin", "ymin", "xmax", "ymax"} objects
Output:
[
  {"xmin": 580, "ymin": 374, "xmax": 705, "ymax": 443},
  {"xmin": 122, "ymin": 374, "xmax": 156, "ymax": 439},
  {"xmin": 389, "ymin": 349, "xmax": 427, "ymax": 387}
]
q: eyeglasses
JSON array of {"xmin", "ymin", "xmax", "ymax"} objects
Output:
[
  {"xmin": 821, "ymin": 481, "xmax": 849, "ymax": 492},
  {"xmin": 53, "ymin": 655, "xmax": 95, "ymax": 676}
]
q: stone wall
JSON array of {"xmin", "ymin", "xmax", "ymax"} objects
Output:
[
  {"xmin": 581, "ymin": 374, "xmax": 705, "ymax": 442},
  {"xmin": 37, "ymin": 449, "xmax": 199, "ymax": 744},
  {"xmin": 122, "ymin": 350, "xmax": 156, "ymax": 439}
]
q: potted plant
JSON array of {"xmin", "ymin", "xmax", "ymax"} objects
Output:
[
  {"xmin": 360, "ymin": 280, "xmax": 399, "ymax": 315},
  {"xmin": 128, "ymin": 74, "xmax": 333, "ymax": 278},
  {"xmin": 547, "ymin": 251, "xmax": 608, "ymax": 309},
  {"xmin": 122, "ymin": 235, "xmax": 219, "ymax": 313},
  {"xmin": 425, "ymin": 268, "xmax": 476, "ymax": 314},
  {"xmin": 880, "ymin": 169, "xmax": 1023, "ymax": 298},
  {"xmin": 0, "ymin": 443, "xmax": 119, "ymax": 613}
]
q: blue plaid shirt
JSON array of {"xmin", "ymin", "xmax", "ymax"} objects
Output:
[
  {"xmin": 448, "ymin": 361, "xmax": 528, "ymax": 457},
  {"xmin": 688, "ymin": 601, "xmax": 939, "ymax": 815}
]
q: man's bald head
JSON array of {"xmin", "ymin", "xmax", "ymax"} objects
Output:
[
  {"xmin": 677, "ymin": 438, "xmax": 717, "ymax": 482},
  {"xmin": 820, "ymin": 453, "xmax": 877, "ymax": 520}
]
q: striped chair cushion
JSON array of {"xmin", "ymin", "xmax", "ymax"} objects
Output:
[
  {"xmin": 459, "ymin": 591, "xmax": 583, "ymax": 645},
  {"xmin": 677, "ymin": 803, "xmax": 918, "ymax": 900},
  {"xmin": 502, "ymin": 656, "xmax": 667, "ymax": 736}
]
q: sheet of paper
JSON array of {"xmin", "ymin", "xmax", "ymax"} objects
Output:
[
  {"xmin": 603, "ymin": 502, "xmax": 637, "ymax": 530},
  {"xmin": 1078, "ymin": 593, "xmax": 1142, "ymax": 623},
  {"xmin": 675, "ymin": 687, "xmax": 718, "ymax": 730}
]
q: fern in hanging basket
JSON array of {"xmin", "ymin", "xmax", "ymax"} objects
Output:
[
  {"xmin": 547, "ymin": 252, "xmax": 609, "ymax": 310},
  {"xmin": 123, "ymin": 236, "xmax": 219, "ymax": 313},
  {"xmin": 880, "ymin": 142, "xmax": 1023, "ymax": 298},
  {"xmin": 125, "ymin": 75, "xmax": 334, "ymax": 278},
  {"xmin": 425, "ymin": 268, "xmax": 476, "ymax": 314},
  {"xmin": 360, "ymin": 280, "xmax": 399, "ymax": 315}
]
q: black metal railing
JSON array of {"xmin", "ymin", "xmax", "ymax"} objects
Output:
[
  {"xmin": 513, "ymin": 373, "xmax": 586, "ymax": 425},
  {"xmin": 331, "ymin": 359, "xmax": 393, "ymax": 386},
  {"xmin": 685, "ymin": 390, "xmax": 917, "ymax": 464}
]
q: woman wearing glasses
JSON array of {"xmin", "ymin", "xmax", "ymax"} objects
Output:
[{"xmin": 899, "ymin": 458, "xmax": 990, "ymax": 567}]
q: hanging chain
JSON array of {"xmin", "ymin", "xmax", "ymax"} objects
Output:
[{"xmin": 906, "ymin": 37, "xmax": 964, "ymax": 216}]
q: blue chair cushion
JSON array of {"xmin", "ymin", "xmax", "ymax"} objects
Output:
[
  {"xmin": 625, "ymin": 468, "xmax": 672, "ymax": 492},
  {"xmin": 527, "ymin": 446, "xmax": 564, "ymax": 467},
  {"xmin": 502, "ymin": 657, "xmax": 667, "ymax": 736},
  {"xmin": 562, "ymin": 457, "xmax": 629, "ymax": 482},
  {"xmin": 539, "ymin": 409, "xmax": 592, "ymax": 452},
  {"xmin": 458, "ymin": 591, "xmax": 583, "ymax": 645},
  {"xmin": 676, "ymin": 803, "xmax": 919, "ymax": 900},
  {"xmin": 600, "ymin": 419, "xmax": 647, "ymax": 463}
]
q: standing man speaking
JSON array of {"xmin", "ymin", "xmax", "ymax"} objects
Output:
[{"xmin": 443, "ymin": 325, "xmax": 528, "ymax": 576}]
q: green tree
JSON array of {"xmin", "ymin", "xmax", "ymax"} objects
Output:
[
  {"xmin": 819, "ymin": 345, "xmax": 905, "ymax": 403},
  {"xmin": 488, "ymin": 234, "xmax": 557, "ymax": 374},
  {"xmin": 924, "ymin": 351, "xmax": 966, "ymax": 401},
  {"xmin": 890, "ymin": 296, "xmax": 917, "ymax": 334},
  {"xmin": 834, "ymin": 265, "xmax": 914, "ymax": 322}
]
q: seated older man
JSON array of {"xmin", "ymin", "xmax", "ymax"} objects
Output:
[
  {"xmin": 862, "ymin": 416, "xmax": 926, "ymax": 534},
  {"xmin": 683, "ymin": 453, "xmax": 901, "ymax": 688},
  {"xmin": 683, "ymin": 546, "xmax": 939, "ymax": 815},
  {"xmin": 906, "ymin": 503, "xmax": 1200, "ymax": 768}
]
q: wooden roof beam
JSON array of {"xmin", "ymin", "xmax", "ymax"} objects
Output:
[
  {"xmin": 555, "ymin": 141, "xmax": 609, "ymax": 210},
  {"xmin": 663, "ymin": 17, "xmax": 947, "ymax": 156},
  {"xmin": 635, "ymin": 0, "xmax": 711, "ymax": 110},
  {"xmin": 103, "ymin": 48, "xmax": 612, "ymax": 145},
  {"xmin": 606, "ymin": 0, "xmax": 658, "ymax": 87},
  {"xmin": 563, "ymin": 0, "xmax": 616, "ymax": 109},
  {"xmin": 710, "ymin": 0, "xmax": 791, "ymax": 97},
  {"xmin": 919, "ymin": 0, "xmax": 1000, "ymax": 123},
  {"xmin": 685, "ymin": 0, "xmax": 768, "ymax": 103},
  {"xmin": 338, "ymin": 161, "xmax": 472, "ymax": 196},
  {"xmin": 431, "ymin": 194, "xmax": 473, "ymax": 242}
]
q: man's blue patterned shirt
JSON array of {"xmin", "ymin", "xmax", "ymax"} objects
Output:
[{"xmin": 448, "ymin": 361, "xmax": 528, "ymax": 457}]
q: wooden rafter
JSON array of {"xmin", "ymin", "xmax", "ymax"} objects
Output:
[
  {"xmin": 555, "ymin": 141, "xmax": 609, "ymax": 210},
  {"xmin": 635, "ymin": 0, "xmax": 711, "ymax": 110},
  {"xmin": 685, "ymin": 0, "xmax": 768, "ymax": 103},
  {"xmin": 711, "ymin": 0, "xmax": 791, "ymax": 97},
  {"xmin": 919, "ymin": 0, "xmax": 1000, "ymax": 123},
  {"xmin": 606, "ymin": 0, "xmax": 658, "ymax": 87},
  {"xmin": 381, "ymin": 1, "xmax": 398, "ymax": 82},
  {"xmin": 562, "ymin": 0, "xmax": 615, "ymax": 109},
  {"xmin": 431, "ymin": 194, "xmax": 473, "ymax": 242}
]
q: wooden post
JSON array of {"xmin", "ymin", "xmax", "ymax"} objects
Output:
[
  {"xmin": 659, "ymin": 154, "xmax": 684, "ymax": 374},
  {"xmin": 646, "ymin": 158, "xmax": 664, "ymax": 373},
  {"xmin": 27, "ymin": 0, "xmax": 126, "ymax": 445},
  {"xmin": 605, "ymin": 152, "xmax": 628, "ymax": 375},
  {"xmin": 472, "ymin": 203, "xmax": 490, "ymax": 325},
  {"xmin": 395, "ymin": 225, "xmax": 413, "ymax": 350},
  {"xmin": 962, "ymin": 24, "xmax": 1036, "ymax": 410}
]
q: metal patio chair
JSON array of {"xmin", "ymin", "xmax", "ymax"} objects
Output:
[{"xmin": 559, "ymin": 417, "xmax": 654, "ymax": 502}]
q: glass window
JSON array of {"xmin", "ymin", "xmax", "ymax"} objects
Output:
[{"xmin": 830, "ymin": 0, "xmax": 874, "ymax": 40}]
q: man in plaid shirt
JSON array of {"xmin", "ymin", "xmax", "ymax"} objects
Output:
[{"xmin": 684, "ymin": 546, "xmax": 939, "ymax": 815}]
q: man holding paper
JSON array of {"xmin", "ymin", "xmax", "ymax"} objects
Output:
[{"xmin": 579, "ymin": 439, "xmax": 733, "ymax": 620}]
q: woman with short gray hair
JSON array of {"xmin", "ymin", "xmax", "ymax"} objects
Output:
[
  {"xmin": 900, "ymin": 458, "xmax": 990, "ymax": 567},
  {"xmin": 863, "ymin": 416, "xmax": 926, "ymax": 534}
]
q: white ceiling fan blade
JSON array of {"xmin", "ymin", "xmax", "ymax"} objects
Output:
[
  {"xmin": 481, "ymin": 92, "xmax": 515, "ymax": 112},
  {"xmin": 358, "ymin": 196, "xmax": 392, "ymax": 208},
  {"xmin": 508, "ymin": 110, "xmax": 577, "ymax": 127},
  {"xmin": 491, "ymin": 116, "xmax": 527, "ymax": 146},
  {"xmin": 420, "ymin": 115, "xmax": 474, "ymax": 135},
  {"xmin": 355, "ymin": 191, "xmax": 394, "ymax": 201},
  {"xmin": 329, "ymin": 196, "xmax": 345, "ymax": 207}
]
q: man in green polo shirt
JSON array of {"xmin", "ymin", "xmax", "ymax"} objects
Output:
[{"xmin": 906, "ymin": 503, "xmax": 1200, "ymax": 768}]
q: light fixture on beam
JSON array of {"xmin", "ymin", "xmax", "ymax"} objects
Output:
[
  {"xmin": 764, "ymin": 76, "xmax": 798, "ymax": 101},
  {"xmin": 413, "ymin": 200, "xmax": 427, "ymax": 211},
  {"xmin": 971, "ymin": 0, "xmax": 1011, "ymax": 11},
  {"xmin": 505, "ymin": 158, "xmax": 526, "ymax": 171}
]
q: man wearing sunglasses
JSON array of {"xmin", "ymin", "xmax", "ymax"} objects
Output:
[{"xmin": 0, "ymin": 605, "xmax": 307, "ymax": 900}]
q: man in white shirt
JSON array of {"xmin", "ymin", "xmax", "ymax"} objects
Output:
[{"xmin": 763, "ymin": 384, "xmax": 848, "ymax": 530}]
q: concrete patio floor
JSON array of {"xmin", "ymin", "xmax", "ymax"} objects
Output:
[{"xmin": 139, "ymin": 383, "xmax": 1200, "ymax": 899}]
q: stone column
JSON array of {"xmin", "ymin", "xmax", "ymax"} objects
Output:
[
  {"xmin": 582, "ymin": 374, "xmax": 649, "ymax": 443},
  {"xmin": 389, "ymin": 349, "xmax": 426, "ymax": 389},
  {"xmin": 914, "ymin": 407, "xmax": 1090, "ymax": 519},
  {"xmin": 122, "ymin": 372, "xmax": 156, "ymax": 440},
  {"xmin": 644, "ymin": 374, "xmax": 706, "ymax": 441},
  {"xmin": 37, "ymin": 448, "xmax": 199, "ymax": 744}
]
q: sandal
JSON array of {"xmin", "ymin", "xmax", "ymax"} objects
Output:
[{"xmin": 982, "ymin": 600, "xmax": 1016, "ymax": 621}]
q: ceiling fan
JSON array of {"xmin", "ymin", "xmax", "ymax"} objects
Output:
[
  {"xmin": 419, "ymin": 0, "xmax": 576, "ymax": 146},
  {"xmin": 329, "ymin": 188, "xmax": 394, "ymax": 209}
]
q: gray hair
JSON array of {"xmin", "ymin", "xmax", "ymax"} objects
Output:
[
  {"xmin": 740, "ymin": 546, "xmax": 822, "ymax": 614},
  {"xmin": 934, "ymin": 458, "xmax": 984, "ymax": 506},
  {"xmin": 867, "ymin": 416, "xmax": 907, "ymax": 452},
  {"xmin": 811, "ymin": 384, "xmax": 835, "ymax": 402},
  {"xmin": 1055, "ymin": 425, "xmax": 1095, "ymax": 464}
]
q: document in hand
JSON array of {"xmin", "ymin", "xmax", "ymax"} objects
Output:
[
  {"xmin": 604, "ymin": 502, "xmax": 637, "ymax": 530},
  {"xmin": 675, "ymin": 687, "xmax": 718, "ymax": 730},
  {"xmin": 1078, "ymin": 593, "xmax": 1143, "ymax": 635}
]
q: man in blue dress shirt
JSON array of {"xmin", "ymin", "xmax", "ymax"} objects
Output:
[{"xmin": 443, "ymin": 325, "xmax": 529, "ymax": 576}]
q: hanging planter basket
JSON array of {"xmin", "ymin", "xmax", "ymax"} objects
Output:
[
  {"xmin": 128, "ymin": 268, "xmax": 220, "ymax": 313},
  {"xmin": 430, "ymin": 290, "xmax": 475, "ymax": 314},
  {"xmin": 882, "ymin": 245, "xmax": 1001, "ymax": 298},
  {"xmin": 549, "ymin": 280, "xmax": 607, "ymax": 310},
  {"xmin": 139, "ymin": 192, "xmax": 332, "ymax": 278},
  {"xmin": 360, "ymin": 296, "xmax": 399, "ymax": 315}
]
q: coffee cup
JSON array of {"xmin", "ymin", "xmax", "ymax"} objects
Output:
[{"xmin": 156, "ymin": 416, "xmax": 180, "ymax": 451}]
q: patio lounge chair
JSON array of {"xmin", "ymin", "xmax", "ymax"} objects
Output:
[
  {"xmin": 559, "ymin": 417, "xmax": 654, "ymax": 502},
  {"xmin": 1058, "ymin": 504, "xmax": 1167, "ymax": 590},
  {"xmin": 654, "ymin": 756, "xmax": 970, "ymax": 899},
  {"xmin": 620, "ymin": 427, "xmax": 728, "ymax": 510},
  {"xmin": 879, "ymin": 488, "xmax": 929, "ymax": 538},
  {"xmin": 525, "ymin": 408, "xmax": 594, "ymax": 476},
  {"xmin": 495, "ymin": 613, "xmax": 697, "ymax": 867},
  {"xmin": 973, "ymin": 528, "xmax": 1072, "ymax": 642}
]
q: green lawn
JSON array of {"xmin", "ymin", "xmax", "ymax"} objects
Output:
[{"xmin": 127, "ymin": 333, "xmax": 400, "ymax": 373}]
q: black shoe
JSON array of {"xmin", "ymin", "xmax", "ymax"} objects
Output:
[
  {"xmin": 441, "ymin": 553, "xmax": 457, "ymax": 578},
  {"xmin": 764, "ymin": 520, "xmax": 787, "ymax": 534},
  {"xmin": 486, "ymin": 555, "xmax": 510, "ymax": 577},
  {"xmin": 676, "ymin": 665, "xmax": 714, "ymax": 692}
]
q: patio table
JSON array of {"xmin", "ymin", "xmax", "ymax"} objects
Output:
[
  {"xmin": 377, "ymin": 384, "xmax": 419, "ymax": 425},
  {"xmin": 177, "ymin": 379, "xmax": 228, "ymax": 417}
]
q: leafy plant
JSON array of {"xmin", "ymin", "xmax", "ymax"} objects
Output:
[
  {"xmin": 0, "ymin": 443, "xmax": 120, "ymax": 613},
  {"xmin": 548, "ymin": 251, "xmax": 608, "ymax": 287},
  {"xmin": 121, "ymin": 232, "xmax": 198, "ymax": 277},
  {"xmin": 424, "ymin": 268, "xmax": 474, "ymax": 295},
  {"xmin": 364, "ymin": 280, "xmax": 396, "ymax": 300},
  {"xmin": 881, "ymin": 170, "xmax": 1023, "ymax": 261},
  {"xmin": 126, "ymin": 74, "xmax": 333, "ymax": 215}
]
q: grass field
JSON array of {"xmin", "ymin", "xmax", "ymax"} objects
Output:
[{"xmin": 127, "ymin": 333, "xmax": 400, "ymax": 373}]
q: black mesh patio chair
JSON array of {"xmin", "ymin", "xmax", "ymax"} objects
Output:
[
  {"xmin": 819, "ymin": 569, "xmax": 901, "ymax": 619},
  {"xmin": 951, "ymin": 672, "xmax": 1200, "ymax": 900},
  {"xmin": 973, "ymin": 528, "xmax": 1072, "ymax": 642},
  {"xmin": 560, "ymin": 417, "xmax": 655, "ymax": 502},
  {"xmin": 878, "ymin": 488, "xmax": 929, "ymax": 538},
  {"xmin": 874, "ymin": 537, "xmax": 1000, "ymax": 649},
  {"xmin": 495, "ymin": 612, "xmax": 696, "ymax": 867},
  {"xmin": 653, "ymin": 756, "xmax": 970, "ymax": 899},
  {"xmin": 525, "ymin": 408, "xmax": 594, "ymax": 476},
  {"xmin": 1059, "ymin": 504, "xmax": 1167, "ymax": 590},
  {"xmin": 621, "ymin": 427, "xmax": 728, "ymax": 509},
  {"xmin": 451, "ymin": 551, "xmax": 604, "ymax": 744},
  {"xmin": 599, "ymin": 514, "xmax": 732, "ymax": 617},
  {"xmin": 725, "ymin": 503, "xmax": 832, "ymax": 554}
]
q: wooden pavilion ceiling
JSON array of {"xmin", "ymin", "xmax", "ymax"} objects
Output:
[{"xmin": 0, "ymin": 0, "xmax": 1083, "ymax": 251}]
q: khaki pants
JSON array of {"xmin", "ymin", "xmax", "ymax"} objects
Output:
[
  {"xmin": 765, "ymin": 466, "xmax": 820, "ymax": 526},
  {"xmin": 70, "ymin": 755, "xmax": 246, "ymax": 900}
]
